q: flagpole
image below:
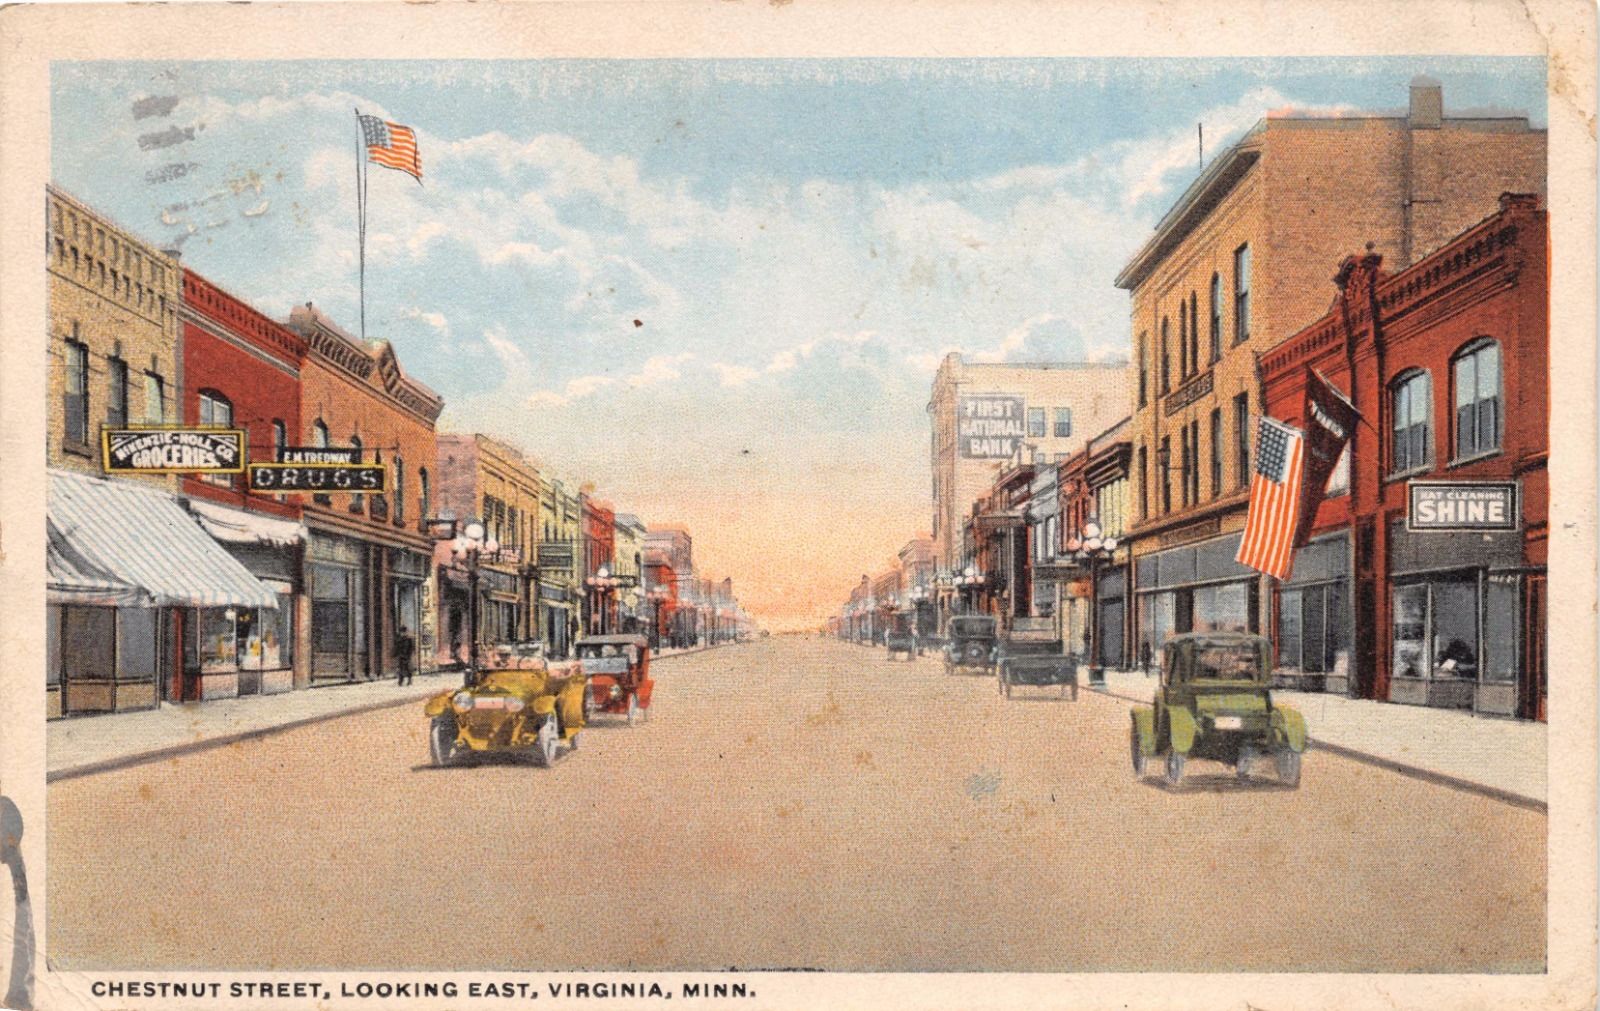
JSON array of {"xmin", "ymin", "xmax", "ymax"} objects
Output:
[{"xmin": 354, "ymin": 108, "xmax": 367, "ymax": 342}]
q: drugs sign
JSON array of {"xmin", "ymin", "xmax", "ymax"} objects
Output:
[
  {"xmin": 958, "ymin": 395, "xmax": 1027, "ymax": 459},
  {"xmin": 1407, "ymin": 481, "xmax": 1518, "ymax": 532},
  {"xmin": 248, "ymin": 463, "xmax": 388, "ymax": 494},
  {"xmin": 103, "ymin": 428, "xmax": 246, "ymax": 474}
]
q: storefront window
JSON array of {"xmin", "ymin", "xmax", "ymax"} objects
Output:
[
  {"xmin": 47, "ymin": 605, "xmax": 61, "ymax": 686},
  {"xmin": 312, "ymin": 563, "xmax": 351, "ymax": 657},
  {"xmin": 1392, "ymin": 584, "xmax": 1428, "ymax": 679},
  {"xmin": 1278, "ymin": 589, "xmax": 1302, "ymax": 668},
  {"xmin": 200, "ymin": 608, "xmax": 237, "ymax": 674},
  {"xmin": 236, "ymin": 607, "xmax": 263, "ymax": 670},
  {"xmin": 1483, "ymin": 576, "xmax": 1519, "ymax": 682},
  {"xmin": 1432, "ymin": 581, "xmax": 1478, "ymax": 679},
  {"xmin": 118, "ymin": 607, "xmax": 157, "ymax": 679},
  {"xmin": 270, "ymin": 593, "xmax": 293, "ymax": 670},
  {"xmin": 1193, "ymin": 582, "xmax": 1249, "ymax": 633}
]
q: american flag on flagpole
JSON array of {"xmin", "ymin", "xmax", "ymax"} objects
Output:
[
  {"xmin": 1235, "ymin": 415, "xmax": 1306, "ymax": 580},
  {"xmin": 358, "ymin": 114, "xmax": 422, "ymax": 181}
]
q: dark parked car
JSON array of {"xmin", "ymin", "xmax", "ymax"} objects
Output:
[
  {"xmin": 943, "ymin": 615, "xmax": 998, "ymax": 675},
  {"xmin": 884, "ymin": 610, "xmax": 917, "ymax": 661},
  {"xmin": 996, "ymin": 617, "xmax": 1077, "ymax": 700}
]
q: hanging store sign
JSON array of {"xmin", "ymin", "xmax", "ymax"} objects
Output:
[
  {"xmin": 958, "ymin": 395, "xmax": 1026, "ymax": 459},
  {"xmin": 278, "ymin": 446, "xmax": 362, "ymax": 464},
  {"xmin": 102, "ymin": 427, "xmax": 245, "ymax": 474},
  {"xmin": 1407, "ymin": 481, "xmax": 1518, "ymax": 532},
  {"xmin": 247, "ymin": 463, "xmax": 388, "ymax": 494},
  {"xmin": 537, "ymin": 543, "xmax": 576, "ymax": 570}
]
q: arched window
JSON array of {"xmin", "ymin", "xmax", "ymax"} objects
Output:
[
  {"xmin": 313, "ymin": 420, "xmax": 329, "ymax": 448},
  {"xmin": 272, "ymin": 419, "xmax": 287, "ymax": 459},
  {"xmin": 1189, "ymin": 291, "xmax": 1200, "ymax": 372},
  {"xmin": 349, "ymin": 434, "xmax": 362, "ymax": 460},
  {"xmin": 1159, "ymin": 317, "xmax": 1170, "ymax": 394},
  {"xmin": 418, "ymin": 467, "xmax": 431, "ymax": 526},
  {"xmin": 1178, "ymin": 302, "xmax": 1188, "ymax": 378},
  {"xmin": 1137, "ymin": 333, "xmax": 1148, "ymax": 407},
  {"xmin": 1452, "ymin": 339, "xmax": 1502, "ymax": 459},
  {"xmin": 1390, "ymin": 369, "xmax": 1432, "ymax": 474},
  {"xmin": 198, "ymin": 390, "xmax": 232, "ymax": 427}
]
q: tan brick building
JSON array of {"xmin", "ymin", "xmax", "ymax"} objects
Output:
[
  {"xmin": 46, "ymin": 185, "xmax": 181, "ymax": 485},
  {"xmin": 927, "ymin": 351, "xmax": 1132, "ymax": 579},
  {"xmin": 1114, "ymin": 79, "xmax": 1545, "ymax": 666}
]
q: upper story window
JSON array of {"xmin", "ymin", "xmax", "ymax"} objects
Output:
[
  {"xmin": 1390, "ymin": 369, "xmax": 1432, "ymax": 475},
  {"xmin": 418, "ymin": 467, "xmax": 431, "ymax": 524},
  {"xmin": 272, "ymin": 420, "xmax": 287, "ymax": 459},
  {"xmin": 64, "ymin": 338, "xmax": 89, "ymax": 446},
  {"xmin": 1027, "ymin": 407, "xmax": 1046, "ymax": 439},
  {"xmin": 1233, "ymin": 243, "xmax": 1251, "ymax": 344},
  {"xmin": 394, "ymin": 457, "xmax": 406, "ymax": 523},
  {"xmin": 1159, "ymin": 318, "xmax": 1171, "ymax": 393},
  {"xmin": 198, "ymin": 390, "xmax": 233, "ymax": 428},
  {"xmin": 1188, "ymin": 291, "xmax": 1200, "ymax": 375},
  {"xmin": 313, "ymin": 420, "xmax": 330, "ymax": 448},
  {"xmin": 1137, "ymin": 333, "xmax": 1148, "ymax": 407},
  {"xmin": 144, "ymin": 371, "xmax": 165, "ymax": 424},
  {"xmin": 1452, "ymin": 339, "xmax": 1502, "ymax": 460},
  {"xmin": 107, "ymin": 356, "xmax": 128, "ymax": 429},
  {"xmin": 1178, "ymin": 302, "xmax": 1189, "ymax": 379},
  {"xmin": 1053, "ymin": 407, "xmax": 1072, "ymax": 439},
  {"xmin": 1209, "ymin": 273, "xmax": 1222, "ymax": 362}
]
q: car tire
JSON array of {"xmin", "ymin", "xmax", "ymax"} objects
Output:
[
  {"xmin": 626, "ymin": 693, "xmax": 640, "ymax": 726},
  {"xmin": 429, "ymin": 717, "xmax": 458, "ymax": 767},
  {"xmin": 1164, "ymin": 749, "xmax": 1186, "ymax": 787},
  {"xmin": 532, "ymin": 715, "xmax": 559, "ymax": 768},
  {"xmin": 1276, "ymin": 748, "xmax": 1302, "ymax": 787},
  {"xmin": 1130, "ymin": 726, "xmax": 1148, "ymax": 778},
  {"xmin": 1236, "ymin": 745, "xmax": 1256, "ymax": 781}
]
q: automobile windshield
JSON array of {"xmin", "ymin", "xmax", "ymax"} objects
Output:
[
  {"xmin": 950, "ymin": 618, "xmax": 995, "ymax": 637},
  {"xmin": 1191, "ymin": 644, "xmax": 1262, "ymax": 680}
]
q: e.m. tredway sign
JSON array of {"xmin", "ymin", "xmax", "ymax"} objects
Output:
[
  {"xmin": 278, "ymin": 446, "xmax": 362, "ymax": 464},
  {"xmin": 247, "ymin": 463, "xmax": 387, "ymax": 494},
  {"xmin": 103, "ymin": 428, "xmax": 245, "ymax": 473},
  {"xmin": 958, "ymin": 394, "xmax": 1026, "ymax": 459}
]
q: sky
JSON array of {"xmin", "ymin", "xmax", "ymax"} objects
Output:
[{"xmin": 51, "ymin": 57, "xmax": 1545, "ymax": 630}]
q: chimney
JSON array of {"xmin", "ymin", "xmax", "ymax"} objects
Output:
[{"xmin": 1409, "ymin": 75, "xmax": 1442, "ymax": 129}]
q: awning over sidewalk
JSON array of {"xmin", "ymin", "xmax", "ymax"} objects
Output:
[
  {"xmin": 48, "ymin": 470, "xmax": 279, "ymax": 609},
  {"xmin": 186, "ymin": 498, "xmax": 306, "ymax": 548},
  {"xmin": 47, "ymin": 537, "xmax": 146, "ymax": 606}
]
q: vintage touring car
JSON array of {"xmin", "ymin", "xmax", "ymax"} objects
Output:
[
  {"xmin": 576, "ymin": 634, "xmax": 654, "ymax": 725},
  {"xmin": 424, "ymin": 644, "xmax": 587, "ymax": 767}
]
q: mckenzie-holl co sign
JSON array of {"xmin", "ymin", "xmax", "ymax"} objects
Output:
[
  {"xmin": 958, "ymin": 394, "xmax": 1026, "ymax": 459},
  {"xmin": 1407, "ymin": 481, "xmax": 1519, "ymax": 532},
  {"xmin": 103, "ymin": 428, "xmax": 245, "ymax": 474}
]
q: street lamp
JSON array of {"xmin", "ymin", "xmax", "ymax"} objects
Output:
[
  {"xmin": 585, "ymin": 565, "xmax": 621, "ymax": 635},
  {"xmin": 954, "ymin": 565, "xmax": 985, "ymax": 614},
  {"xmin": 451, "ymin": 520, "xmax": 500, "ymax": 683},
  {"xmin": 646, "ymin": 581, "xmax": 671, "ymax": 649},
  {"xmin": 1068, "ymin": 518, "xmax": 1118, "ymax": 686}
]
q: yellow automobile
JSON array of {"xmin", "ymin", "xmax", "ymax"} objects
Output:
[{"xmin": 424, "ymin": 647, "xmax": 587, "ymax": 767}]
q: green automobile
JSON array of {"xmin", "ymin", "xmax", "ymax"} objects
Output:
[{"xmin": 1130, "ymin": 632, "xmax": 1307, "ymax": 788}]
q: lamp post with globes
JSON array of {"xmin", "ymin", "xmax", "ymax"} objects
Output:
[
  {"xmin": 450, "ymin": 520, "xmax": 499, "ymax": 683},
  {"xmin": 646, "ymin": 582, "xmax": 671, "ymax": 650},
  {"xmin": 954, "ymin": 565, "xmax": 984, "ymax": 615},
  {"xmin": 1065, "ymin": 518, "xmax": 1117, "ymax": 686},
  {"xmin": 585, "ymin": 566, "xmax": 620, "ymax": 635}
]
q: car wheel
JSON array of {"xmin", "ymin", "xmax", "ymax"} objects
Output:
[
  {"xmin": 533, "ymin": 715, "xmax": 559, "ymax": 767},
  {"xmin": 1164, "ymin": 749, "xmax": 1186, "ymax": 787},
  {"xmin": 1130, "ymin": 726, "xmax": 1148, "ymax": 778},
  {"xmin": 429, "ymin": 717, "xmax": 458, "ymax": 767},
  {"xmin": 1276, "ymin": 748, "xmax": 1302, "ymax": 787},
  {"xmin": 1236, "ymin": 745, "xmax": 1256, "ymax": 781},
  {"xmin": 626, "ymin": 693, "xmax": 640, "ymax": 726}
]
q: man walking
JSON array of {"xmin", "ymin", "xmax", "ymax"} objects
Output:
[{"xmin": 394, "ymin": 627, "xmax": 416, "ymax": 686}]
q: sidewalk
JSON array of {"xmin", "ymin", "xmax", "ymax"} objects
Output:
[
  {"xmin": 1089, "ymin": 669, "xmax": 1546, "ymax": 809},
  {"xmin": 47, "ymin": 641, "xmax": 742, "ymax": 782}
]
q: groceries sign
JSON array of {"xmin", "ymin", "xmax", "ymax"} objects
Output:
[
  {"xmin": 1407, "ymin": 481, "xmax": 1518, "ymax": 532},
  {"xmin": 958, "ymin": 395, "xmax": 1026, "ymax": 459},
  {"xmin": 103, "ymin": 427, "xmax": 245, "ymax": 474}
]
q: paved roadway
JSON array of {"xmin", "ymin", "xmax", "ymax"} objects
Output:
[{"xmin": 48, "ymin": 636, "xmax": 1545, "ymax": 972}]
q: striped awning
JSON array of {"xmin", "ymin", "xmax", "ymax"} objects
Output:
[
  {"xmin": 186, "ymin": 497, "xmax": 306, "ymax": 548},
  {"xmin": 48, "ymin": 470, "xmax": 279, "ymax": 609},
  {"xmin": 47, "ymin": 536, "xmax": 147, "ymax": 606}
]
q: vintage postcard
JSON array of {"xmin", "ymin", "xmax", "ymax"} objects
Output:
[{"xmin": 0, "ymin": 1, "xmax": 1594, "ymax": 1009}]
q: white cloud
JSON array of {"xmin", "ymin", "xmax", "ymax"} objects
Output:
[{"xmin": 711, "ymin": 363, "xmax": 760, "ymax": 387}]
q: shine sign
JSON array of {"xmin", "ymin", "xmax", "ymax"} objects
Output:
[{"xmin": 1407, "ymin": 481, "xmax": 1518, "ymax": 532}]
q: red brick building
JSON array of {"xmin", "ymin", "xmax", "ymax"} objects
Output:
[
  {"xmin": 1260, "ymin": 193, "xmax": 1547, "ymax": 720},
  {"xmin": 178, "ymin": 269, "xmax": 309, "ymax": 699},
  {"xmin": 581, "ymin": 494, "xmax": 617, "ymax": 634}
]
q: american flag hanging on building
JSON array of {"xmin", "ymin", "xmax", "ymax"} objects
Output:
[
  {"xmin": 1235, "ymin": 415, "xmax": 1307, "ymax": 580},
  {"xmin": 358, "ymin": 114, "xmax": 422, "ymax": 181}
]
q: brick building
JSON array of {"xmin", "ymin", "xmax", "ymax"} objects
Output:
[
  {"xmin": 536, "ymin": 478, "xmax": 583, "ymax": 657},
  {"xmin": 1259, "ymin": 194, "xmax": 1547, "ymax": 719},
  {"xmin": 1115, "ymin": 80, "xmax": 1545, "ymax": 663},
  {"xmin": 580, "ymin": 493, "xmax": 617, "ymax": 635},
  {"xmin": 645, "ymin": 526, "xmax": 695, "ymax": 647},
  {"xmin": 178, "ymin": 268, "xmax": 310, "ymax": 699},
  {"xmin": 1053, "ymin": 418, "xmax": 1134, "ymax": 670},
  {"xmin": 287, "ymin": 304, "xmax": 442, "ymax": 683},
  {"xmin": 433, "ymin": 434, "xmax": 542, "ymax": 663}
]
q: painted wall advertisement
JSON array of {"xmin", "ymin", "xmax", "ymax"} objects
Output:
[{"xmin": 958, "ymin": 394, "xmax": 1026, "ymax": 459}]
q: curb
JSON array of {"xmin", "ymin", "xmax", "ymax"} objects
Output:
[
  {"xmin": 48, "ymin": 644, "xmax": 745, "ymax": 784},
  {"xmin": 1083, "ymin": 683, "xmax": 1546, "ymax": 813}
]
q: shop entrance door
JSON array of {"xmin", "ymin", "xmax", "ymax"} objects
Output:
[{"xmin": 1522, "ymin": 574, "xmax": 1546, "ymax": 721}]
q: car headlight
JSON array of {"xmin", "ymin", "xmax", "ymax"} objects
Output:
[
  {"xmin": 504, "ymin": 696, "xmax": 525, "ymax": 713},
  {"xmin": 451, "ymin": 691, "xmax": 475, "ymax": 712},
  {"xmin": 608, "ymin": 685, "xmax": 622, "ymax": 700}
]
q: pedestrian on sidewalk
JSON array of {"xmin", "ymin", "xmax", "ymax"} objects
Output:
[{"xmin": 394, "ymin": 627, "xmax": 416, "ymax": 686}]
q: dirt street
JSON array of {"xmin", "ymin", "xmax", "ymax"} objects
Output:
[{"xmin": 48, "ymin": 636, "xmax": 1545, "ymax": 972}]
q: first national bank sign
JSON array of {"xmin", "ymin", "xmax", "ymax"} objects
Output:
[{"xmin": 958, "ymin": 394, "xmax": 1026, "ymax": 459}]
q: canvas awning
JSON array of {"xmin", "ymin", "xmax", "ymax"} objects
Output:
[
  {"xmin": 48, "ymin": 470, "xmax": 278, "ymax": 609},
  {"xmin": 47, "ymin": 536, "xmax": 146, "ymax": 606},
  {"xmin": 186, "ymin": 497, "xmax": 306, "ymax": 548}
]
